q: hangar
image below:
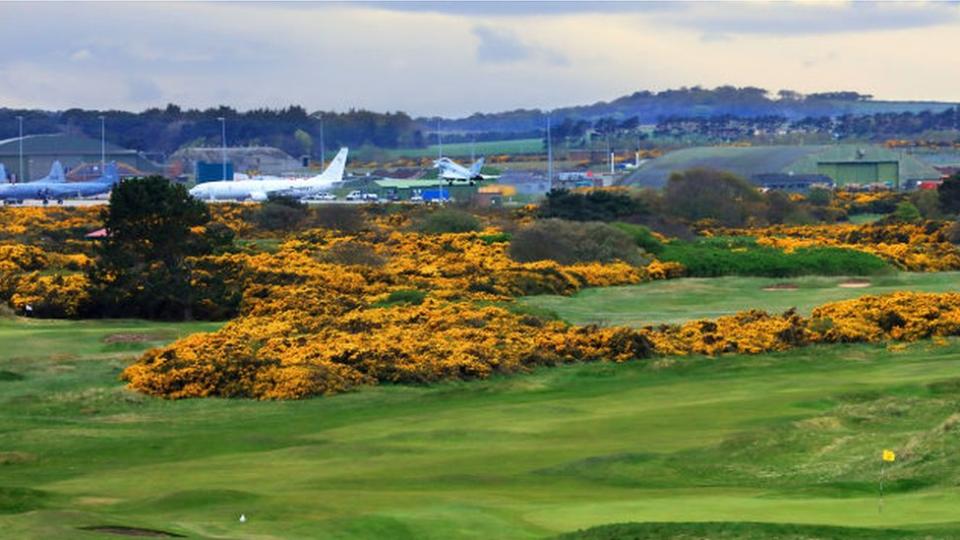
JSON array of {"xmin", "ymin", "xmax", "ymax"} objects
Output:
[
  {"xmin": 0, "ymin": 133, "xmax": 160, "ymax": 182},
  {"xmin": 622, "ymin": 144, "xmax": 940, "ymax": 190}
]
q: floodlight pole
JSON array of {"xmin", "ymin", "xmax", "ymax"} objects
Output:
[
  {"xmin": 546, "ymin": 114, "xmax": 553, "ymax": 189},
  {"xmin": 16, "ymin": 116, "xmax": 23, "ymax": 183},
  {"xmin": 319, "ymin": 113, "xmax": 325, "ymax": 170},
  {"xmin": 437, "ymin": 120, "xmax": 443, "ymax": 204},
  {"xmin": 98, "ymin": 115, "xmax": 106, "ymax": 173},
  {"xmin": 218, "ymin": 117, "xmax": 227, "ymax": 181}
]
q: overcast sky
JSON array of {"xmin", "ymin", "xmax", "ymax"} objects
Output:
[{"xmin": 1, "ymin": 1, "xmax": 958, "ymax": 117}]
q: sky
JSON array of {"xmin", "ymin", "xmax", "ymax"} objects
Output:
[{"xmin": 0, "ymin": 1, "xmax": 958, "ymax": 118}]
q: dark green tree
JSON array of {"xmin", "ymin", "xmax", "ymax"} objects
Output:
[
  {"xmin": 90, "ymin": 176, "xmax": 232, "ymax": 320},
  {"xmin": 937, "ymin": 175, "xmax": 960, "ymax": 215},
  {"xmin": 663, "ymin": 168, "xmax": 762, "ymax": 226},
  {"xmin": 539, "ymin": 189, "xmax": 647, "ymax": 222}
]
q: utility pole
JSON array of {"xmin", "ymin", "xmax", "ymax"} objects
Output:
[
  {"xmin": 319, "ymin": 113, "xmax": 325, "ymax": 169},
  {"xmin": 218, "ymin": 117, "xmax": 227, "ymax": 181},
  {"xmin": 546, "ymin": 114, "xmax": 553, "ymax": 189},
  {"xmin": 16, "ymin": 116, "xmax": 23, "ymax": 183},
  {"xmin": 437, "ymin": 120, "xmax": 443, "ymax": 203},
  {"xmin": 98, "ymin": 115, "xmax": 106, "ymax": 173}
]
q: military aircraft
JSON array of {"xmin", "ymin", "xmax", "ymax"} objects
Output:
[
  {"xmin": 0, "ymin": 161, "xmax": 72, "ymax": 203},
  {"xmin": 434, "ymin": 156, "xmax": 497, "ymax": 184},
  {"xmin": 44, "ymin": 162, "xmax": 120, "ymax": 200},
  {"xmin": 189, "ymin": 147, "xmax": 348, "ymax": 201}
]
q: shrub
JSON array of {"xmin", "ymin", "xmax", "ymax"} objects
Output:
[
  {"xmin": 416, "ymin": 209, "xmax": 481, "ymax": 234},
  {"xmin": 317, "ymin": 242, "xmax": 386, "ymax": 267},
  {"xmin": 808, "ymin": 187, "xmax": 833, "ymax": 206},
  {"xmin": 509, "ymin": 219, "xmax": 643, "ymax": 266},
  {"xmin": 938, "ymin": 174, "xmax": 960, "ymax": 215},
  {"xmin": 378, "ymin": 289, "xmax": 427, "ymax": 306},
  {"xmin": 479, "ymin": 232, "xmax": 511, "ymax": 244},
  {"xmin": 538, "ymin": 188, "xmax": 647, "ymax": 222},
  {"xmin": 893, "ymin": 201, "xmax": 921, "ymax": 223},
  {"xmin": 306, "ymin": 205, "xmax": 366, "ymax": 233},
  {"xmin": 253, "ymin": 197, "xmax": 307, "ymax": 231},
  {"xmin": 664, "ymin": 168, "xmax": 763, "ymax": 226},
  {"xmin": 610, "ymin": 222, "xmax": 663, "ymax": 254},
  {"xmin": 659, "ymin": 239, "xmax": 888, "ymax": 277},
  {"xmin": 946, "ymin": 221, "xmax": 960, "ymax": 244}
]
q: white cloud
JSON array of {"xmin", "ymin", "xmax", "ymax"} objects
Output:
[{"xmin": 0, "ymin": 2, "xmax": 957, "ymax": 117}]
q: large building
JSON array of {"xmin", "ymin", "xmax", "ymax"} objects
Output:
[
  {"xmin": 622, "ymin": 144, "xmax": 941, "ymax": 190},
  {"xmin": 168, "ymin": 146, "xmax": 303, "ymax": 178},
  {"xmin": 0, "ymin": 134, "xmax": 160, "ymax": 182}
]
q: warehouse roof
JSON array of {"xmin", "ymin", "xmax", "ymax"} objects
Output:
[
  {"xmin": 622, "ymin": 144, "xmax": 940, "ymax": 188},
  {"xmin": 0, "ymin": 134, "xmax": 136, "ymax": 156}
]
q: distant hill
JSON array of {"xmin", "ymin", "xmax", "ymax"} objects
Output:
[{"xmin": 420, "ymin": 86, "xmax": 959, "ymax": 134}]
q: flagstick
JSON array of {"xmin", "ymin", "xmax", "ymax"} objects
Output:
[{"xmin": 879, "ymin": 459, "xmax": 884, "ymax": 514}]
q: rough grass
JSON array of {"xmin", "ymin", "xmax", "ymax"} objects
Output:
[
  {"xmin": 4, "ymin": 318, "xmax": 960, "ymax": 538},
  {"xmin": 521, "ymin": 272, "xmax": 960, "ymax": 326}
]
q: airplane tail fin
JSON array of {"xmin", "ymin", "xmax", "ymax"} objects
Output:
[
  {"xmin": 48, "ymin": 161, "xmax": 66, "ymax": 183},
  {"xmin": 99, "ymin": 162, "xmax": 120, "ymax": 184},
  {"xmin": 469, "ymin": 157, "xmax": 485, "ymax": 177},
  {"xmin": 309, "ymin": 147, "xmax": 349, "ymax": 184},
  {"xmin": 0, "ymin": 163, "xmax": 7, "ymax": 183}
]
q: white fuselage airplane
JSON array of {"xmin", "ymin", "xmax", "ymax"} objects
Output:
[
  {"xmin": 189, "ymin": 148, "xmax": 348, "ymax": 201},
  {"xmin": 434, "ymin": 156, "xmax": 497, "ymax": 184}
]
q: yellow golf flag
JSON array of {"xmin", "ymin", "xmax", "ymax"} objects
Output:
[{"xmin": 882, "ymin": 449, "xmax": 896, "ymax": 462}]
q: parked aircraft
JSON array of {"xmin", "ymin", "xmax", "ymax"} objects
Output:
[
  {"xmin": 45, "ymin": 162, "xmax": 120, "ymax": 199},
  {"xmin": 190, "ymin": 148, "xmax": 348, "ymax": 201},
  {"xmin": 0, "ymin": 161, "xmax": 75, "ymax": 203},
  {"xmin": 434, "ymin": 156, "xmax": 497, "ymax": 184},
  {"xmin": 35, "ymin": 161, "xmax": 67, "ymax": 184}
]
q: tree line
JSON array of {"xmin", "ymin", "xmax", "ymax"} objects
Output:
[{"xmin": 0, "ymin": 105, "xmax": 424, "ymax": 160}]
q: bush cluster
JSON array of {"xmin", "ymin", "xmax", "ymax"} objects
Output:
[{"xmin": 509, "ymin": 219, "xmax": 644, "ymax": 266}]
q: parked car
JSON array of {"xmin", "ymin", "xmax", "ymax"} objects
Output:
[
  {"xmin": 303, "ymin": 192, "xmax": 336, "ymax": 201},
  {"xmin": 345, "ymin": 190, "xmax": 363, "ymax": 201}
]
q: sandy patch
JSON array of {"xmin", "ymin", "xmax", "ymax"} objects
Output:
[
  {"xmin": 102, "ymin": 333, "xmax": 169, "ymax": 344},
  {"xmin": 762, "ymin": 283, "xmax": 798, "ymax": 291},
  {"xmin": 838, "ymin": 279, "xmax": 871, "ymax": 288}
]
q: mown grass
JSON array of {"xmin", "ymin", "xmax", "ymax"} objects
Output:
[
  {"xmin": 3, "ymin": 316, "xmax": 960, "ymax": 538},
  {"xmin": 522, "ymin": 272, "xmax": 960, "ymax": 326}
]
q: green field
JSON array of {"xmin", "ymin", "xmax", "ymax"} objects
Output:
[
  {"xmin": 522, "ymin": 272, "xmax": 960, "ymax": 326},
  {"xmin": 380, "ymin": 138, "xmax": 544, "ymax": 159},
  {"xmin": 4, "ymin": 315, "xmax": 960, "ymax": 538}
]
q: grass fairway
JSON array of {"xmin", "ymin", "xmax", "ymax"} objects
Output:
[
  {"xmin": 521, "ymin": 272, "xmax": 960, "ymax": 326},
  {"xmin": 4, "ymin": 317, "xmax": 960, "ymax": 538}
]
